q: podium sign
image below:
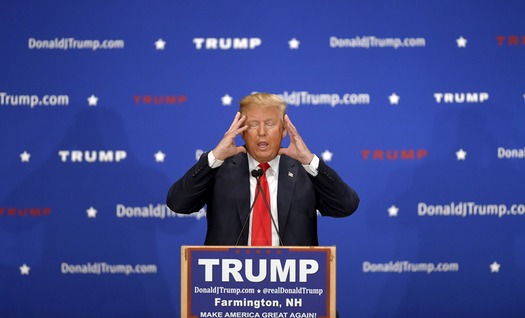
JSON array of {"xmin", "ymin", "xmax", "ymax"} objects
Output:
[{"xmin": 181, "ymin": 246, "xmax": 336, "ymax": 318}]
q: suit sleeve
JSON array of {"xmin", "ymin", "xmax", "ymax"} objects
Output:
[
  {"xmin": 310, "ymin": 159, "xmax": 360, "ymax": 217},
  {"xmin": 166, "ymin": 152, "xmax": 218, "ymax": 214}
]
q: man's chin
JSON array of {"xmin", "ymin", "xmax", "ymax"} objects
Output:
[{"xmin": 250, "ymin": 150, "xmax": 276, "ymax": 163}]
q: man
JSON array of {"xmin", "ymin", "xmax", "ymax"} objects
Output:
[{"xmin": 166, "ymin": 93, "xmax": 359, "ymax": 246}]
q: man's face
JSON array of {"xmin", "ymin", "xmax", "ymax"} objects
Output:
[{"xmin": 241, "ymin": 105, "xmax": 286, "ymax": 163}]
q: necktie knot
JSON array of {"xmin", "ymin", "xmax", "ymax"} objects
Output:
[{"xmin": 259, "ymin": 163, "xmax": 270, "ymax": 173}]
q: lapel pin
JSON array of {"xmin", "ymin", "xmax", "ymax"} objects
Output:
[{"xmin": 288, "ymin": 171, "xmax": 294, "ymax": 178}]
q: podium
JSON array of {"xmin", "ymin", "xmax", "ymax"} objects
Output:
[{"xmin": 181, "ymin": 246, "xmax": 336, "ymax": 318}]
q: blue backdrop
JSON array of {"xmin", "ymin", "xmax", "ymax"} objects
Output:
[{"xmin": 1, "ymin": 1, "xmax": 525, "ymax": 317}]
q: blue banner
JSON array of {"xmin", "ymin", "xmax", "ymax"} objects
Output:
[
  {"xmin": 184, "ymin": 247, "xmax": 333, "ymax": 317},
  {"xmin": 1, "ymin": 1, "xmax": 524, "ymax": 317}
]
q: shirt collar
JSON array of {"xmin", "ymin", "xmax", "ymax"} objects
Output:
[{"xmin": 247, "ymin": 153, "xmax": 280, "ymax": 176}]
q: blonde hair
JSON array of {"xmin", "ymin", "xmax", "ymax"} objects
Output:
[{"xmin": 239, "ymin": 93, "xmax": 287, "ymax": 117}]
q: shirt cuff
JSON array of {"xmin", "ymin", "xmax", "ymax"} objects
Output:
[
  {"xmin": 302, "ymin": 154, "xmax": 319, "ymax": 177},
  {"xmin": 208, "ymin": 151, "xmax": 224, "ymax": 168}
]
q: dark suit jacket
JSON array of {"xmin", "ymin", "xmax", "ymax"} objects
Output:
[{"xmin": 166, "ymin": 152, "xmax": 359, "ymax": 246}]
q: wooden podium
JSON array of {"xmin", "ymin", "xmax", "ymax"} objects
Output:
[{"xmin": 181, "ymin": 246, "xmax": 336, "ymax": 318}]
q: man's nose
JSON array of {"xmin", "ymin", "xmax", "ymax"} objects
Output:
[{"xmin": 257, "ymin": 123, "xmax": 267, "ymax": 135}]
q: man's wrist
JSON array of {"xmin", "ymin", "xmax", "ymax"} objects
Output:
[
  {"xmin": 208, "ymin": 151, "xmax": 224, "ymax": 168},
  {"xmin": 302, "ymin": 154, "xmax": 319, "ymax": 176}
]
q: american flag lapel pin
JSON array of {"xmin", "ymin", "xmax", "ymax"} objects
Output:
[{"xmin": 288, "ymin": 171, "xmax": 294, "ymax": 178}]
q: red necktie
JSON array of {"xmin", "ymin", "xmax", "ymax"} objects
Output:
[{"xmin": 251, "ymin": 163, "xmax": 271, "ymax": 246}]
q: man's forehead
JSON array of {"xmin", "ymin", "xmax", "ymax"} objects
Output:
[{"xmin": 244, "ymin": 105, "xmax": 279, "ymax": 114}]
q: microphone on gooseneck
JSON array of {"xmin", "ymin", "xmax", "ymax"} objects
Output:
[
  {"xmin": 251, "ymin": 169, "xmax": 263, "ymax": 178},
  {"xmin": 254, "ymin": 170, "xmax": 284, "ymax": 246},
  {"xmin": 234, "ymin": 169, "xmax": 264, "ymax": 246}
]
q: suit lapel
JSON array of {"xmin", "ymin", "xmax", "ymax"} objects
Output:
[
  {"xmin": 277, "ymin": 155, "xmax": 298, "ymax": 240},
  {"xmin": 228, "ymin": 153, "xmax": 298, "ymax": 244},
  {"xmin": 229, "ymin": 153, "xmax": 250, "ymax": 244}
]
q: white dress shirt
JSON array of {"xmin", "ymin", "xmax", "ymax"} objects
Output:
[{"xmin": 207, "ymin": 151, "xmax": 320, "ymax": 246}]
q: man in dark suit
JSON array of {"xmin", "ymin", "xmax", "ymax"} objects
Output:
[{"xmin": 166, "ymin": 93, "xmax": 359, "ymax": 246}]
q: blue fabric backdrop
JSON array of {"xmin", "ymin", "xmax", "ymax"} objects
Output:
[{"xmin": 1, "ymin": 1, "xmax": 524, "ymax": 317}]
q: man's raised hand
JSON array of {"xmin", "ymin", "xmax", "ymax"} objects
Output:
[
  {"xmin": 211, "ymin": 112, "xmax": 248, "ymax": 160},
  {"xmin": 279, "ymin": 114, "xmax": 314, "ymax": 165}
]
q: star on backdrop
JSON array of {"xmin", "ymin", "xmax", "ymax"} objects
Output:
[
  {"xmin": 456, "ymin": 148, "xmax": 467, "ymax": 160},
  {"xmin": 221, "ymin": 94, "xmax": 233, "ymax": 106},
  {"xmin": 388, "ymin": 205, "xmax": 399, "ymax": 217},
  {"xmin": 155, "ymin": 38, "xmax": 166, "ymax": 50},
  {"xmin": 20, "ymin": 151, "xmax": 31, "ymax": 162},
  {"xmin": 456, "ymin": 36, "xmax": 467, "ymax": 48},
  {"xmin": 389, "ymin": 93, "xmax": 400, "ymax": 105},
  {"xmin": 154, "ymin": 151, "xmax": 166, "ymax": 162},
  {"xmin": 87, "ymin": 95, "xmax": 98, "ymax": 107},
  {"xmin": 86, "ymin": 207, "xmax": 98, "ymax": 218},
  {"xmin": 195, "ymin": 149, "xmax": 204, "ymax": 161},
  {"xmin": 288, "ymin": 38, "xmax": 300, "ymax": 49},
  {"xmin": 321, "ymin": 150, "xmax": 333, "ymax": 162},
  {"xmin": 490, "ymin": 261, "xmax": 500, "ymax": 273},
  {"xmin": 20, "ymin": 264, "xmax": 30, "ymax": 275}
]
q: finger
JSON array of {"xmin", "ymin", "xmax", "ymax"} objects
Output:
[
  {"xmin": 233, "ymin": 123, "xmax": 248, "ymax": 135},
  {"xmin": 230, "ymin": 114, "xmax": 246, "ymax": 132},
  {"xmin": 285, "ymin": 114, "xmax": 294, "ymax": 127},
  {"xmin": 284, "ymin": 114, "xmax": 298, "ymax": 136},
  {"xmin": 228, "ymin": 112, "xmax": 246, "ymax": 133},
  {"xmin": 222, "ymin": 121, "xmax": 247, "ymax": 143},
  {"xmin": 227, "ymin": 112, "xmax": 241, "ymax": 131},
  {"xmin": 226, "ymin": 118, "xmax": 246, "ymax": 140}
]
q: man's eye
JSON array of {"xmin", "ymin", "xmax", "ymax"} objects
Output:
[
  {"xmin": 266, "ymin": 122, "xmax": 276, "ymax": 127},
  {"xmin": 248, "ymin": 122, "xmax": 259, "ymax": 128}
]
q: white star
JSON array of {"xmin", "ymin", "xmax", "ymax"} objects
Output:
[
  {"xmin": 20, "ymin": 264, "xmax": 30, "ymax": 275},
  {"xmin": 154, "ymin": 151, "xmax": 166, "ymax": 162},
  {"xmin": 288, "ymin": 38, "xmax": 300, "ymax": 49},
  {"xmin": 86, "ymin": 207, "xmax": 97, "ymax": 218},
  {"xmin": 195, "ymin": 149, "xmax": 204, "ymax": 161},
  {"xmin": 87, "ymin": 95, "xmax": 98, "ymax": 107},
  {"xmin": 321, "ymin": 150, "xmax": 333, "ymax": 162},
  {"xmin": 221, "ymin": 94, "xmax": 233, "ymax": 106},
  {"xmin": 388, "ymin": 205, "xmax": 399, "ymax": 217},
  {"xmin": 20, "ymin": 151, "xmax": 31, "ymax": 162},
  {"xmin": 155, "ymin": 38, "xmax": 166, "ymax": 50},
  {"xmin": 456, "ymin": 148, "xmax": 467, "ymax": 160},
  {"xmin": 490, "ymin": 261, "xmax": 500, "ymax": 273},
  {"xmin": 456, "ymin": 36, "xmax": 467, "ymax": 48},
  {"xmin": 389, "ymin": 93, "xmax": 400, "ymax": 105}
]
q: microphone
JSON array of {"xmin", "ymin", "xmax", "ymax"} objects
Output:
[
  {"xmin": 251, "ymin": 169, "xmax": 263, "ymax": 178},
  {"xmin": 235, "ymin": 168, "xmax": 283, "ymax": 246},
  {"xmin": 235, "ymin": 169, "xmax": 264, "ymax": 246},
  {"xmin": 255, "ymin": 171, "xmax": 283, "ymax": 246}
]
